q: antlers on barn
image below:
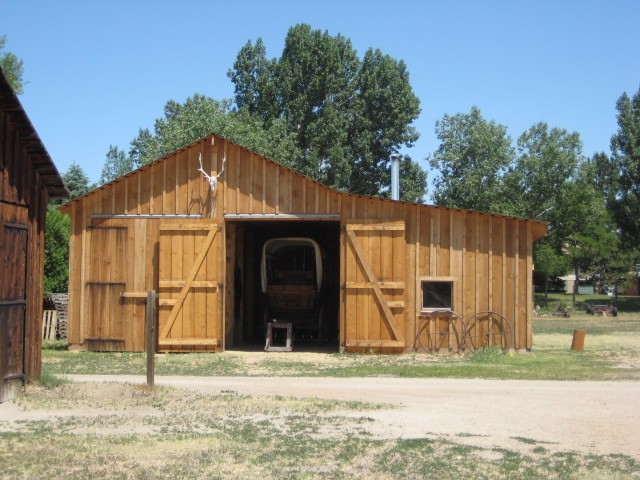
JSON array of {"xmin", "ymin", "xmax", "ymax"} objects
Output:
[{"xmin": 198, "ymin": 153, "xmax": 226, "ymax": 216}]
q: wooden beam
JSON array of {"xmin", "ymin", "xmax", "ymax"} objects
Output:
[
  {"xmin": 159, "ymin": 223, "xmax": 217, "ymax": 231},
  {"xmin": 345, "ymin": 282, "xmax": 405, "ymax": 290},
  {"xmin": 158, "ymin": 338, "xmax": 219, "ymax": 346},
  {"xmin": 346, "ymin": 340, "xmax": 405, "ymax": 348},
  {"xmin": 159, "ymin": 280, "xmax": 219, "ymax": 289},
  {"xmin": 346, "ymin": 222, "xmax": 405, "ymax": 231}
]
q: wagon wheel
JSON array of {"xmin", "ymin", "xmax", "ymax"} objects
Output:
[
  {"xmin": 415, "ymin": 310, "xmax": 467, "ymax": 355},
  {"xmin": 465, "ymin": 311, "xmax": 512, "ymax": 353}
]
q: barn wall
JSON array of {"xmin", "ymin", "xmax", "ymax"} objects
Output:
[
  {"xmin": 63, "ymin": 135, "xmax": 544, "ymax": 353},
  {"xmin": 0, "ymin": 108, "xmax": 48, "ymax": 387}
]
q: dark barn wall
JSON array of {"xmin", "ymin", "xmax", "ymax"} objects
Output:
[{"xmin": 0, "ymin": 70, "xmax": 67, "ymax": 402}]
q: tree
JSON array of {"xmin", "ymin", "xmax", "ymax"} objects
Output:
[
  {"xmin": 100, "ymin": 145, "xmax": 134, "ymax": 185},
  {"xmin": 228, "ymin": 24, "xmax": 425, "ymax": 198},
  {"xmin": 534, "ymin": 241, "xmax": 569, "ymax": 302},
  {"xmin": 44, "ymin": 163, "xmax": 93, "ymax": 293},
  {"xmin": 609, "ymin": 85, "xmax": 640, "ymax": 248},
  {"xmin": 428, "ymin": 107, "xmax": 514, "ymax": 213},
  {"xmin": 44, "ymin": 207, "xmax": 70, "ymax": 293},
  {"xmin": 508, "ymin": 122, "xmax": 584, "ymax": 223},
  {"xmin": 63, "ymin": 162, "xmax": 93, "ymax": 199},
  {"xmin": 0, "ymin": 35, "xmax": 26, "ymax": 94},
  {"xmin": 128, "ymin": 94, "xmax": 302, "ymax": 171}
]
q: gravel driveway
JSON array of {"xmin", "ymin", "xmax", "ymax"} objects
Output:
[{"xmin": 63, "ymin": 375, "xmax": 640, "ymax": 459}]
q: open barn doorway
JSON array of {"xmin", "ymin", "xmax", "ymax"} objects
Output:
[{"xmin": 225, "ymin": 220, "xmax": 340, "ymax": 352}]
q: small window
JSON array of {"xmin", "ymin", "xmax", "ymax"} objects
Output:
[{"xmin": 421, "ymin": 281, "xmax": 453, "ymax": 310}]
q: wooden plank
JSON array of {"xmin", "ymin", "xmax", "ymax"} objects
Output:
[
  {"xmin": 450, "ymin": 211, "xmax": 463, "ymax": 314},
  {"xmin": 346, "ymin": 222, "xmax": 405, "ymax": 231},
  {"xmin": 164, "ymin": 154, "xmax": 176, "ymax": 214},
  {"xmin": 160, "ymin": 223, "xmax": 215, "ymax": 231},
  {"xmin": 438, "ymin": 210, "xmax": 451, "ymax": 276},
  {"xmin": 430, "ymin": 209, "xmax": 439, "ymax": 275},
  {"xmin": 387, "ymin": 301, "xmax": 405, "ymax": 309},
  {"xmin": 121, "ymin": 292, "xmax": 147, "ymax": 299},
  {"xmin": 159, "ymin": 281, "xmax": 219, "ymax": 289},
  {"xmin": 264, "ymin": 161, "xmax": 276, "ymax": 214},
  {"xmin": 346, "ymin": 228, "xmax": 403, "ymax": 342},
  {"xmin": 492, "ymin": 218, "xmax": 504, "ymax": 316},
  {"xmin": 158, "ymin": 338, "xmax": 219, "ymax": 346},
  {"xmin": 345, "ymin": 282, "xmax": 405, "ymax": 289},
  {"xmin": 345, "ymin": 340, "xmax": 405, "ymax": 348}
]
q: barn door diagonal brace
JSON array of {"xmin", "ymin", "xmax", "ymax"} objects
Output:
[{"xmin": 345, "ymin": 228, "xmax": 404, "ymax": 341}]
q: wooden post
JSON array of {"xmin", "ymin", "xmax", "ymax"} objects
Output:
[
  {"xmin": 571, "ymin": 329, "xmax": 585, "ymax": 351},
  {"xmin": 146, "ymin": 290, "xmax": 157, "ymax": 386}
]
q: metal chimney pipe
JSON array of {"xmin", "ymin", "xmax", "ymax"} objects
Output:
[{"xmin": 390, "ymin": 154, "xmax": 400, "ymax": 201}]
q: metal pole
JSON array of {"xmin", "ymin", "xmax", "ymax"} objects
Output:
[
  {"xmin": 390, "ymin": 154, "xmax": 400, "ymax": 201},
  {"xmin": 146, "ymin": 290, "xmax": 156, "ymax": 386}
]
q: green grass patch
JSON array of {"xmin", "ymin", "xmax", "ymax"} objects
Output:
[
  {"xmin": 42, "ymin": 309, "xmax": 640, "ymax": 381},
  {"xmin": 535, "ymin": 293, "xmax": 640, "ymax": 313},
  {"xmin": 36, "ymin": 370, "xmax": 68, "ymax": 389}
]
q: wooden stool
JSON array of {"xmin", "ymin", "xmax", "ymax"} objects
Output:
[{"xmin": 265, "ymin": 322, "xmax": 293, "ymax": 352}]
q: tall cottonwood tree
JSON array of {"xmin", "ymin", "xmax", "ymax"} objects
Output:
[
  {"xmin": 127, "ymin": 94, "xmax": 302, "ymax": 172},
  {"xmin": 608, "ymin": 85, "xmax": 640, "ymax": 248},
  {"xmin": 428, "ymin": 106, "xmax": 514, "ymax": 214},
  {"xmin": 228, "ymin": 24, "xmax": 426, "ymax": 201}
]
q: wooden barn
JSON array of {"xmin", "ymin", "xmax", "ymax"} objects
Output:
[
  {"xmin": 61, "ymin": 134, "xmax": 546, "ymax": 355},
  {"xmin": 0, "ymin": 69, "xmax": 68, "ymax": 402}
]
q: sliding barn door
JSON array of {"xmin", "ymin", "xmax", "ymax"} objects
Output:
[
  {"xmin": 158, "ymin": 223, "xmax": 222, "ymax": 351},
  {"xmin": 344, "ymin": 219, "xmax": 406, "ymax": 350},
  {"xmin": 0, "ymin": 204, "xmax": 28, "ymax": 402}
]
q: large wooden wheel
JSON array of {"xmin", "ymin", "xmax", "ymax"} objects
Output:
[
  {"xmin": 415, "ymin": 310, "xmax": 467, "ymax": 355},
  {"xmin": 465, "ymin": 311, "xmax": 512, "ymax": 352}
]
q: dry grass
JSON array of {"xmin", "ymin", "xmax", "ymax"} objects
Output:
[{"xmin": 1, "ymin": 382, "xmax": 639, "ymax": 479}]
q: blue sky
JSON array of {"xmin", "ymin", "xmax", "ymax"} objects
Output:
[{"xmin": 2, "ymin": 1, "xmax": 639, "ymax": 200}]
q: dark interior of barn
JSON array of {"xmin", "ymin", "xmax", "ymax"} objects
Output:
[{"xmin": 226, "ymin": 220, "xmax": 341, "ymax": 351}]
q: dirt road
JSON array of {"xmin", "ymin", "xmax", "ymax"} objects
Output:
[{"xmin": 63, "ymin": 375, "xmax": 640, "ymax": 459}]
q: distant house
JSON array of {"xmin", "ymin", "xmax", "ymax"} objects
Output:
[
  {"xmin": 0, "ymin": 68, "xmax": 68, "ymax": 402},
  {"xmin": 560, "ymin": 274, "xmax": 594, "ymax": 295}
]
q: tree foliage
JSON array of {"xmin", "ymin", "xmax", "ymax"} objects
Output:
[
  {"xmin": 100, "ymin": 145, "xmax": 134, "ymax": 185},
  {"xmin": 127, "ymin": 94, "xmax": 302, "ymax": 173},
  {"xmin": 63, "ymin": 162, "xmax": 93, "ymax": 199},
  {"xmin": 228, "ymin": 24, "xmax": 425, "ymax": 200},
  {"xmin": 0, "ymin": 35, "xmax": 25, "ymax": 94},
  {"xmin": 44, "ymin": 207, "xmax": 70, "ymax": 294},
  {"xmin": 428, "ymin": 107, "xmax": 514, "ymax": 213},
  {"xmin": 44, "ymin": 163, "xmax": 93, "ymax": 293},
  {"xmin": 608, "ymin": 85, "xmax": 640, "ymax": 247}
]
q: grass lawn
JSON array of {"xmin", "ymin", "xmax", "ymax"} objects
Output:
[{"xmin": 41, "ymin": 300, "xmax": 640, "ymax": 381}]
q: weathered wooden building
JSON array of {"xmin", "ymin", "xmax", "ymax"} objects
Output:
[
  {"xmin": 61, "ymin": 134, "xmax": 546, "ymax": 354},
  {"xmin": 0, "ymin": 69, "xmax": 68, "ymax": 402}
]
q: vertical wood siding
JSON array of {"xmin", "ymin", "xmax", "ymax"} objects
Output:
[
  {"xmin": 62, "ymin": 135, "xmax": 545, "ymax": 353},
  {"xmin": 0, "ymin": 110, "xmax": 48, "ymax": 389}
]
